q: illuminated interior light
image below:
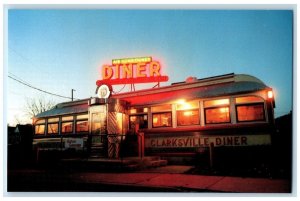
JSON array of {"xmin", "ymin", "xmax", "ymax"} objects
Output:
[
  {"xmin": 117, "ymin": 113, "xmax": 123, "ymax": 133},
  {"xmin": 267, "ymin": 90, "xmax": 273, "ymax": 99},
  {"xmin": 176, "ymin": 99, "xmax": 193, "ymax": 110},
  {"xmin": 183, "ymin": 111, "xmax": 193, "ymax": 116},
  {"xmin": 204, "ymin": 99, "xmax": 229, "ymax": 107},
  {"xmin": 130, "ymin": 109, "xmax": 137, "ymax": 114},
  {"xmin": 181, "ymin": 103, "xmax": 191, "ymax": 110},
  {"xmin": 153, "ymin": 117, "xmax": 158, "ymax": 124},
  {"xmin": 219, "ymin": 107, "xmax": 228, "ymax": 113},
  {"xmin": 214, "ymin": 99, "xmax": 229, "ymax": 105},
  {"xmin": 176, "ymin": 99, "xmax": 186, "ymax": 105}
]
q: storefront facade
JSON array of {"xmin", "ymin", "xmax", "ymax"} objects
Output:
[{"xmin": 32, "ymin": 57, "xmax": 276, "ymax": 163}]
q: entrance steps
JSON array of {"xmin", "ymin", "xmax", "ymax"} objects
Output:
[{"xmin": 89, "ymin": 142, "xmax": 106, "ymax": 158}]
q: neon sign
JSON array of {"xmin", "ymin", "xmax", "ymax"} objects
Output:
[
  {"xmin": 96, "ymin": 57, "xmax": 169, "ymax": 86},
  {"xmin": 112, "ymin": 57, "xmax": 152, "ymax": 65}
]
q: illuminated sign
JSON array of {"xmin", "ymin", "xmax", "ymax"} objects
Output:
[
  {"xmin": 65, "ymin": 138, "xmax": 83, "ymax": 150},
  {"xmin": 112, "ymin": 57, "xmax": 152, "ymax": 65},
  {"xmin": 97, "ymin": 84, "xmax": 111, "ymax": 98},
  {"xmin": 96, "ymin": 56, "xmax": 169, "ymax": 86},
  {"xmin": 145, "ymin": 135, "xmax": 271, "ymax": 148}
]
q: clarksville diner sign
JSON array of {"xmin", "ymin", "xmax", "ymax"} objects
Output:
[
  {"xmin": 145, "ymin": 135, "xmax": 271, "ymax": 148},
  {"xmin": 96, "ymin": 56, "xmax": 169, "ymax": 86}
]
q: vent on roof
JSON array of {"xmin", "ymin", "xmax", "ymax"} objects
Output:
[{"xmin": 185, "ymin": 76, "xmax": 198, "ymax": 83}]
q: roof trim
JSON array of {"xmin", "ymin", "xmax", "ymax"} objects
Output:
[{"xmin": 112, "ymin": 73, "xmax": 267, "ymax": 99}]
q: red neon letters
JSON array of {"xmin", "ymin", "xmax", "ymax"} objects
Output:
[{"xmin": 97, "ymin": 57, "xmax": 169, "ymax": 86}]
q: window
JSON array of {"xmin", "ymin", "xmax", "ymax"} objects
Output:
[
  {"xmin": 91, "ymin": 112, "xmax": 106, "ymax": 134},
  {"xmin": 235, "ymin": 96, "xmax": 265, "ymax": 122},
  {"xmin": 204, "ymin": 98, "xmax": 230, "ymax": 124},
  {"xmin": 205, "ymin": 107, "xmax": 230, "ymax": 124},
  {"xmin": 35, "ymin": 119, "xmax": 45, "ymax": 135},
  {"xmin": 130, "ymin": 107, "xmax": 148, "ymax": 114},
  {"xmin": 204, "ymin": 99, "xmax": 229, "ymax": 108},
  {"xmin": 35, "ymin": 124, "xmax": 45, "ymax": 135},
  {"xmin": 76, "ymin": 113, "xmax": 89, "ymax": 133},
  {"xmin": 151, "ymin": 104, "xmax": 172, "ymax": 128},
  {"xmin": 153, "ymin": 112, "xmax": 172, "ymax": 128},
  {"xmin": 62, "ymin": 116, "xmax": 74, "ymax": 121},
  {"xmin": 236, "ymin": 104, "xmax": 265, "ymax": 122},
  {"xmin": 129, "ymin": 107, "xmax": 148, "ymax": 130},
  {"xmin": 235, "ymin": 96, "xmax": 264, "ymax": 104},
  {"xmin": 35, "ymin": 119, "xmax": 45, "ymax": 124},
  {"xmin": 151, "ymin": 105, "xmax": 171, "ymax": 112},
  {"xmin": 176, "ymin": 101, "xmax": 199, "ymax": 110},
  {"xmin": 48, "ymin": 123, "xmax": 59, "ymax": 134},
  {"xmin": 116, "ymin": 113, "xmax": 124, "ymax": 134},
  {"xmin": 77, "ymin": 114, "xmax": 88, "ymax": 120},
  {"xmin": 75, "ymin": 114, "xmax": 89, "ymax": 133},
  {"xmin": 130, "ymin": 115, "xmax": 148, "ymax": 129},
  {"xmin": 47, "ymin": 117, "xmax": 59, "ymax": 134},
  {"xmin": 62, "ymin": 122, "xmax": 73, "ymax": 133},
  {"xmin": 61, "ymin": 116, "xmax": 74, "ymax": 134},
  {"xmin": 76, "ymin": 120, "xmax": 89, "ymax": 132},
  {"xmin": 176, "ymin": 100, "xmax": 199, "ymax": 126},
  {"xmin": 48, "ymin": 117, "xmax": 59, "ymax": 123},
  {"xmin": 177, "ymin": 110, "xmax": 200, "ymax": 126}
]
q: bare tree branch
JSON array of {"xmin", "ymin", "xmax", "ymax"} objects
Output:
[
  {"xmin": 24, "ymin": 97, "xmax": 56, "ymax": 118},
  {"xmin": 14, "ymin": 115, "xmax": 21, "ymax": 125}
]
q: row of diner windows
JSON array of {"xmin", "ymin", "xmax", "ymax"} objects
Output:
[
  {"xmin": 129, "ymin": 96, "xmax": 266, "ymax": 129},
  {"xmin": 34, "ymin": 95, "xmax": 266, "ymax": 135},
  {"xmin": 35, "ymin": 114, "xmax": 89, "ymax": 135}
]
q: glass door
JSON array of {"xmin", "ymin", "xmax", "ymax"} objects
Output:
[
  {"xmin": 88, "ymin": 105, "xmax": 108, "ymax": 158},
  {"xmin": 91, "ymin": 112, "xmax": 106, "ymax": 135}
]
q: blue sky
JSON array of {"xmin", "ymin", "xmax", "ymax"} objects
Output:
[{"xmin": 6, "ymin": 9, "xmax": 293, "ymax": 125}]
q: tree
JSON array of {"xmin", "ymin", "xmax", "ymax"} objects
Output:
[
  {"xmin": 13, "ymin": 114, "xmax": 22, "ymax": 125},
  {"xmin": 25, "ymin": 97, "xmax": 56, "ymax": 118}
]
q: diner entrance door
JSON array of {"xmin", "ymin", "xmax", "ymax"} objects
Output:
[{"xmin": 89, "ymin": 105, "xmax": 107, "ymax": 158}]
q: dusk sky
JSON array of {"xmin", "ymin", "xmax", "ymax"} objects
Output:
[{"xmin": 6, "ymin": 8, "xmax": 293, "ymax": 125}]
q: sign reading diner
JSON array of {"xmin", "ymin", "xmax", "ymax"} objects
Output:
[{"xmin": 97, "ymin": 56, "xmax": 169, "ymax": 86}]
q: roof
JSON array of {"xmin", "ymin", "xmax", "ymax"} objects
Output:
[
  {"xmin": 114, "ymin": 81, "xmax": 269, "ymax": 106},
  {"xmin": 35, "ymin": 99, "xmax": 89, "ymax": 118},
  {"xmin": 34, "ymin": 73, "xmax": 271, "ymax": 118},
  {"xmin": 112, "ymin": 73, "xmax": 270, "ymax": 106}
]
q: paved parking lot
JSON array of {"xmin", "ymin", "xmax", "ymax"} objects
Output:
[{"xmin": 6, "ymin": 165, "xmax": 292, "ymax": 194}]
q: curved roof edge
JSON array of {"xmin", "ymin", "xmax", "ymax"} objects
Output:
[
  {"xmin": 113, "ymin": 73, "xmax": 268, "ymax": 99},
  {"xmin": 234, "ymin": 74, "xmax": 266, "ymax": 85},
  {"xmin": 34, "ymin": 73, "xmax": 270, "ymax": 118},
  {"xmin": 34, "ymin": 99, "xmax": 90, "ymax": 118}
]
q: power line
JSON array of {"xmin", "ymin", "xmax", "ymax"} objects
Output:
[
  {"xmin": 8, "ymin": 47, "xmax": 80, "ymax": 101},
  {"xmin": 9, "ymin": 47, "xmax": 42, "ymax": 72},
  {"xmin": 8, "ymin": 74, "xmax": 79, "ymax": 100},
  {"xmin": 8, "ymin": 72, "xmax": 33, "ymax": 86},
  {"xmin": 112, "ymin": 84, "xmax": 127, "ymax": 94}
]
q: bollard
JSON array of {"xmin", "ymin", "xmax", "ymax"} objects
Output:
[
  {"xmin": 137, "ymin": 132, "xmax": 145, "ymax": 158},
  {"xmin": 209, "ymin": 142, "xmax": 214, "ymax": 168},
  {"xmin": 36, "ymin": 147, "xmax": 40, "ymax": 163}
]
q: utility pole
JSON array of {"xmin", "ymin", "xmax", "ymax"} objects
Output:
[{"xmin": 71, "ymin": 89, "xmax": 76, "ymax": 101}]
